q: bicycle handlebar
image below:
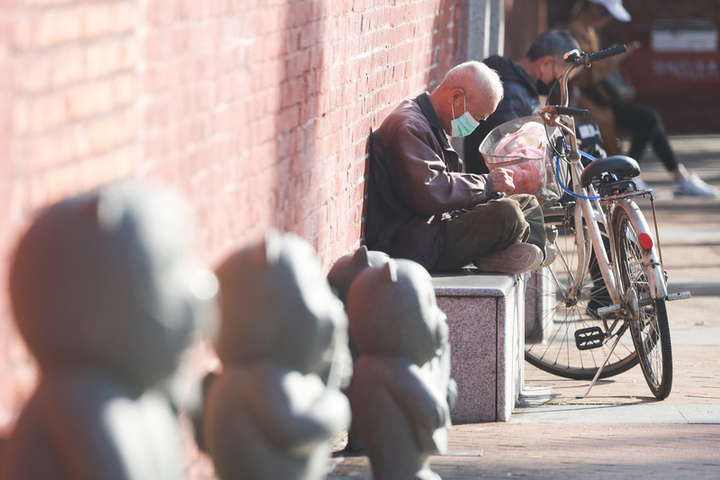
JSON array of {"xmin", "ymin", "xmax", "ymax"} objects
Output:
[
  {"xmin": 557, "ymin": 44, "xmax": 628, "ymax": 109},
  {"xmin": 555, "ymin": 107, "xmax": 589, "ymax": 118},
  {"xmin": 587, "ymin": 44, "xmax": 627, "ymax": 64}
]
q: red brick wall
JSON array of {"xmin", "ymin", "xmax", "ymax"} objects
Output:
[{"xmin": 0, "ymin": 0, "xmax": 461, "ymax": 439}]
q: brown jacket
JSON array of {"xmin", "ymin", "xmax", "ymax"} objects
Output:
[{"xmin": 364, "ymin": 93, "xmax": 494, "ymax": 269}]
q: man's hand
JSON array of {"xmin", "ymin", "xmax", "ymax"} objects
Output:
[{"xmin": 488, "ymin": 167, "xmax": 515, "ymax": 194}]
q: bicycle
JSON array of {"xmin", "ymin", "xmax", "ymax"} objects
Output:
[{"xmin": 485, "ymin": 45, "xmax": 691, "ymax": 399}]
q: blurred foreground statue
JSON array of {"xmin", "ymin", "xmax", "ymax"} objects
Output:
[
  {"xmin": 203, "ymin": 231, "xmax": 351, "ymax": 480},
  {"xmin": 347, "ymin": 259, "xmax": 455, "ymax": 480},
  {"xmin": 0, "ymin": 182, "xmax": 218, "ymax": 480}
]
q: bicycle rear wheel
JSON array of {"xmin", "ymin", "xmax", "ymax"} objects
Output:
[
  {"xmin": 614, "ymin": 208, "xmax": 673, "ymax": 399},
  {"xmin": 525, "ymin": 211, "xmax": 638, "ymax": 380}
]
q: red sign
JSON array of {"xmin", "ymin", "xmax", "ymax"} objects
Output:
[{"xmin": 623, "ymin": 46, "xmax": 720, "ymax": 94}]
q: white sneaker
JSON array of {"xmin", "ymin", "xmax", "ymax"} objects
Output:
[
  {"xmin": 540, "ymin": 242, "xmax": 557, "ymax": 268},
  {"xmin": 474, "ymin": 243, "xmax": 543, "ymax": 274},
  {"xmin": 632, "ymin": 177, "xmax": 657, "ymax": 196},
  {"xmin": 673, "ymin": 173, "xmax": 719, "ymax": 198}
]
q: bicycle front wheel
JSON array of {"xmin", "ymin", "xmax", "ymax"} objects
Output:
[
  {"xmin": 525, "ymin": 214, "xmax": 638, "ymax": 380},
  {"xmin": 614, "ymin": 207, "xmax": 673, "ymax": 399}
]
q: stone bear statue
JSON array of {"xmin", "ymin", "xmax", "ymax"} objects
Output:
[
  {"xmin": 326, "ymin": 245, "xmax": 390, "ymax": 454},
  {"xmin": 203, "ymin": 230, "xmax": 351, "ymax": 480},
  {"xmin": 0, "ymin": 182, "xmax": 217, "ymax": 480},
  {"xmin": 327, "ymin": 245, "xmax": 391, "ymax": 305},
  {"xmin": 346, "ymin": 258, "xmax": 453, "ymax": 480}
]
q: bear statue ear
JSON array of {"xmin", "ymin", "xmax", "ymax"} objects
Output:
[
  {"xmin": 352, "ymin": 245, "xmax": 370, "ymax": 268},
  {"xmin": 76, "ymin": 191, "xmax": 124, "ymax": 232},
  {"xmin": 379, "ymin": 260, "xmax": 398, "ymax": 283},
  {"xmin": 251, "ymin": 229, "xmax": 282, "ymax": 268}
]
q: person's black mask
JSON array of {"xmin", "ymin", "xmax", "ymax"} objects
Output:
[{"xmin": 536, "ymin": 78, "xmax": 556, "ymax": 96}]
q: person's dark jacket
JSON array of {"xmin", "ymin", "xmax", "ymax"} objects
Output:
[
  {"xmin": 364, "ymin": 93, "xmax": 494, "ymax": 270},
  {"xmin": 463, "ymin": 55, "xmax": 542, "ymax": 174}
]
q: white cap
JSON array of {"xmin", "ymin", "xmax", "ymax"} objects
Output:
[{"xmin": 588, "ymin": 0, "xmax": 631, "ymax": 22}]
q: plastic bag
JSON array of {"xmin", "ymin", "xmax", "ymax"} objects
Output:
[{"xmin": 485, "ymin": 123, "xmax": 549, "ymax": 201}]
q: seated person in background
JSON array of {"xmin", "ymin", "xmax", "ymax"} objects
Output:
[
  {"xmin": 364, "ymin": 61, "xmax": 549, "ymax": 275},
  {"xmin": 565, "ymin": 0, "xmax": 718, "ymax": 197},
  {"xmin": 463, "ymin": 29, "xmax": 581, "ymax": 174}
]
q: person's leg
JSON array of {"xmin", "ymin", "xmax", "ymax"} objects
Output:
[
  {"xmin": 613, "ymin": 103, "xmax": 680, "ymax": 172},
  {"xmin": 612, "ymin": 104, "xmax": 717, "ymax": 196},
  {"xmin": 508, "ymin": 194, "xmax": 546, "ymax": 252},
  {"xmin": 432, "ymin": 198, "xmax": 527, "ymax": 272},
  {"xmin": 587, "ymin": 239, "xmax": 612, "ymax": 318},
  {"xmin": 432, "ymin": 195, "xmax": 546, "ymax": 272}
]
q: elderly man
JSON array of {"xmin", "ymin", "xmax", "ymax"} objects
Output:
[
  {"xmin": 364, "ymin": 61, "xmax": 547, "ymax": 275},
  {"xmin": 463, "ymin": 29, "xmax": 581, "ymax": 174}
]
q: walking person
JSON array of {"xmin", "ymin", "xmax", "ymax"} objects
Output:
[{"xmin": 565, "ymin": 0, "xmax": 718, "ymax": 197}]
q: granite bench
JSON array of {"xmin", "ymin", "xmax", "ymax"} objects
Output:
[{"xmin": 432, "ymin": 269, "xmax": 526, "ymax": 423}]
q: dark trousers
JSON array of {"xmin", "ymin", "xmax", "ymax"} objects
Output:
[
  {"xmin": 613, "ymin": 103, "xmax": 679, "ymax": 172},
  {"xmin": 431, "ymin": 194, "xmax": 546, "ymax": 272}
]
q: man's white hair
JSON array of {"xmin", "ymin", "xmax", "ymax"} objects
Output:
[{"xmin": 436, "ymin": 61, "xmax": 504, "ymax": 103}]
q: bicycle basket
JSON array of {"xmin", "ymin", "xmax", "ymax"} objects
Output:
[{"xmin": 479, "ymin": 115, "xmax": 562, "ymax": 206}]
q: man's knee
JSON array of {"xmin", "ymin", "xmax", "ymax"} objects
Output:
[
  {"xmin": 508, "ymin": 193, "xmax": 540, "ymax": 212},
  {"xmin": 487, "ymin": 198, "xmax": 528, "ymax": 240},
  {"xmin": 487, "ymin": 197, "xmax": 522, "ymax": 217}
]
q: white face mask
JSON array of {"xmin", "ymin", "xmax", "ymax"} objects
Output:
[{"xmin": 450, "ymin": 96, "xmax": 479, "ymax": 137}]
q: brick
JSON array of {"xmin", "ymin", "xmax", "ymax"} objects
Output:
[
  {"xmin": 26, "ymin": 0, "xmax": 76, "ymax": 5},
  {"xmin": 110, "ymin": 1, "xmax": 140, "ymax": 34},
  {"xmin": 13, "ymin": 93, "xmax": 66, "ymax": 135},
  {"xmin": 145, "ymin": 0, "xmax": 180, "ymax": 26},
  {"xmin": 85, "ymin": 107, "xmax": 139, "ymax": 154},
  {"xmin": 13, "ymin": 55, "xmax": 51, "ymax": 94},
  {"xmin": 81, "ymin": 3, "xmax": 112, "ymax": 39},
  {"xmin": 50, "ymin": 48, "xmax": 85, "ymax": 88},
  {"xmin": 65, "ymin": 79, "xmax": 116, "ymax": 120},
  {"xmin": 113, "ymin": 73, "xmax": 137, "ymax": 106},
  {"xmin": 22, "ymin": 7, "xmax": 83, "ymax": 49}
]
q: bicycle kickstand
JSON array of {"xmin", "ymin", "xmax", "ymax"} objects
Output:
[{"xmin": 575, "ymin": 332, "xmax": 624, "ymax": 399}]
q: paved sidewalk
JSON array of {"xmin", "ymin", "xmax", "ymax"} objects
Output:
[{"xmin": 328, "ymin": 135, "xmax": 720, "ymax": 479}]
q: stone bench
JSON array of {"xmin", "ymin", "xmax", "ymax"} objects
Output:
[{"xmin": 432, "ymin": 269, "xmax": 526, "ymax": 423}]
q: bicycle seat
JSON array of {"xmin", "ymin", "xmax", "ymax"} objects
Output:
[{"xmin": 580, "ymin": 155, "xmax": 640, "ymax": 187}]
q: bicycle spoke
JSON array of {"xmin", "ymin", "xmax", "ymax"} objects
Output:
[{"xmin": 525, "ymin": 225, "xmax": 637, "ymax": 380}]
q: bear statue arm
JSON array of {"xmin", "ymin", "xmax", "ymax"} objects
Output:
[
  {"xmin": 241, "ymin": 363, "xmax": 351, "ymax": 458},
  {"xmin": 356, "ymin": 355, "xmax": 447, "ymax": 431},
  {"xmin": 25, "ymin": 376, "xmax": 144, "ymax": 480}
]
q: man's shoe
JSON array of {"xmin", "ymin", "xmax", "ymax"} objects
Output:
[
  {"xmin": 540, "ymin": 242, "xmax": 557, "ymax": 268},
  {"xmin": 540, "ymin": 226, "xmax": 558, "ymax": 267},
  {"xmin": 474, "ymin": 243, "xmax": 543, "ymax": 274},
  {"xmin": 673, "ymin": 173, "xmax": 719, "ymax": 198}
]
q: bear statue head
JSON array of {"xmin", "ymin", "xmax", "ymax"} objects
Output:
[
  {"xmin": 327, "ymin": 246, "xmax": 390, "ymax": 303},
  {"xmin": 346, "ymin": 258, "xmax": 448, "ymax": 366},
  {"xmin": 214, "ymin": 230, "xmax": 347, "ymax": 375},
  {"xmin": 9, "ymin": 182, "xmax": 217, "ymax": 391}
]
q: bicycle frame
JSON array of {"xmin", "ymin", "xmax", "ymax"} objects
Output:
[
  {"xmin": 557, "ymin": 115, "xmax": 620, "ymax": 307},
  {"xmin": 521, "ymin": 46, "xmax": 688, "ymax": 398},
  {"xmin": 543, "ymin": 52, "xmax": 670, "ymax": 312}
]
